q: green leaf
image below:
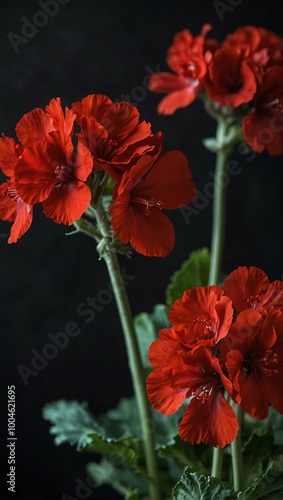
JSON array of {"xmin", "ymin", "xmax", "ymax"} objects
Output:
[
  {"xmin": 240, "ymin": 454, "xmax": 283, "ymax": 499},
  {"xmin": 241, "ymin": 419, "xmax": 275, "ymax": 488},
  {"xmin": 98, "ymin": 396, "xmax": 182, "ymax": 449},
  {"xmin": 158, "ymin": 436, "xmax": 211, "ymax": 475},
  {"xmin": 172, "ymin": 469, "xmax": 237, "ymax": 499},
  {"xmin": 87, "ymin": 458, "xmax": 146, "ymax": 499},
  {"xmin": 43, "ymin": 400, "xmax": 104, "ymax": 450},
  {"xmin": 43, "ymin": 399, "xmax": 143, "ymax": 465},
  {"xmin": 134, "ymin": 304, "xmax": 170, "ymax": 369},
  {"xmin": 266, "ymin": 407, "xmax": 283, "ymax": 445},
  {"xmin": 165, "ymin": 248, "xmax": 211, "ymax": 306}
]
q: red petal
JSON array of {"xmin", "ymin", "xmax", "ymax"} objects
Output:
[
  {"xmin": 16, "ymin": 108, "xmax": 54, "ymax": 146},
  {"xmin": 221, "ymin": 310, "xmax": 263, "ymax": 360},
  {"xmin": 115, "ymin": 121, "xmax": 152, "ymax": 154},
  {"xmin": 109, "ymin": 191, "xmax": 133, "ymax": 244},
  {"xmin": 149, "ymin": 73, "xmax": 190, "ymax": 93},
  {"xmin": 263, "ymin": 375, "xmax": 283, "ymax": 415},
  {"xmin": 42, "ymin": 181, "xmax": 90, "ymax": 225},
  {"xmin": 242, "ymin": 113, "xmax": 269, "ymax": 154},
  {"xmin": 162, "ymin": 350, "xmax": 209, "ymax": 392},
  {"xmin": 157, "ymin": 87, "xmax": 197, "ymax": 115},
  {"xmin": 146, "ymin": 369, "xmax": 188, "ymax": 415},
  {"xmin": 130, "ymin": 209, "xmax": 175, "ymax": 257},
  {"xmin": 179, "ymin": 391, "xmax": 238, "ymax": 447},
  {"xmin": 72, "ymin": 94, "xmax": 113, "ymax": 122},
  {"xmin": 8, "ymin": 198, "xmax": 33, "ymax": 244},
  {"xmin": 116, "ymin": 155, "xmax": 155, "ymax": 195},
  {"xmin": 236, "ymin": 370, "xmax": 269, "ymax": 420},
  {"xmin": 224, "ymin": 266, "xmax": 270, "ymax": 313},
  {"xmin": 74, "ymin": 140, "xmax": 93, "ymax": 181},
  {"xmin": 169, "ymin": 286, "xmax": 233, "ymax": 344},
  {"xmin": 15, "ymin": 142, "xmax": 55, "ymax": 204},
  {"xmin": 45, "ymin": 97, "xmax": 76, "ymax": 136},
  {"xmin": 0, "ymin": 181, "xmax": 17, "ymax": 220},
  {"xmin": 225, "ymin": 350, "xmax": 245, "ymax": 383},
  {"xmin": 46, "ymin": 130, "xmax": 74, "ymax": 166},
  {"xmin": 148, "ymin": 339, "xmax": 173, "ymax": 369},
  {"xmin": 0, "ymin": 136, "xmax": 23, "ymax": 177},
  {"xmin": 137, "ymin": 151, "xmax": 195, "ymax": 209},
  {"xmin": 77, "ymin": 116, "xmax": 109, "ymax": 159},
  {"xmin": 101, "ymin": 102, "xmax": 140, "ymax": 143}
]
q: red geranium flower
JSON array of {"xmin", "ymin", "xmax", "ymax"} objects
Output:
[
  {"xmin": 15, "ymin": 97, "xmax": 75, "ymax": 146},
  {"xmin": 149, "ymin": 24, "xmax": 215, "ymax": 115},
  {"xmin": 147, "ymin": 345, "xmax": 238, "ymax": 447},
  {"xmin": 242, "ymin": 66, "xmax": 283, "ymax": 155},
  {"xmin": 15, "ymin": 131, "xmax": 93, "ymax": 225},
  {"xmin": 0, "ymin": 98, "xmax": 76, "ymax": 239},
  {"xmin": 224, "ymin": 266, "xmax": 283, "ymax": 315},
  {"xmin": 223, "ymin": 26, "xmax": 283, "ymax": 68},
  {"xmin": 257, "ymin": 27, "xmax": 283, "ymax": 65},
  {"xmin": 0, "ymin": 135, "xmax": 32, "ymax": 243},
  {"xmin": 205, "ymin": 47, "xmax": 257, "ymax": 107},
  {"xmin": 0, "ymin": 180, "xmax": 33, "ymax": 244},
  {"xmin": 109, "ymin": 151, "xmax": 195, "ymax": 257},
  {"xmin": 71, "ymin": 94, "xmax": 163, "ymax": 182},
  {"xmin": 221, "ymin": 309, "xmax": 283, "ymax": 420},
  {"xmin": 168, "ymin": 285, "xmax": 233, "ymax": 347}
]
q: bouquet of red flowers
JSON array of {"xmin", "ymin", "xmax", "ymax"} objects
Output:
[{"xmin": 2, "ymin": 21, "xmax": 283, "ymax": 500}]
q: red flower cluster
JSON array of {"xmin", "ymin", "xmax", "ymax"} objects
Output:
[
  {"xmin": 149, "ymin": 25, "xmax": 283, "ymax": 155},
  {"xmin": 0, "ymin": 95, "xmax": 195, "ymax": 254},
  {"xmin": 146, "ymin": 266, "xmax": 283, "ymax": 447}
]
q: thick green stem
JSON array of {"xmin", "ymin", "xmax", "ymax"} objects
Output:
[
  {"xmin": 209, "ymin": 119, "xmax": 232, "ymax": 479},
  {"xmin": 94, "ymin": 203, "xmax": 161, "ymax": 500},
  {"xmin": 231, "ymin": 404, "xmax": 244, "ymax": 492},
  {"xmin": 211, "ymin": 446, "xmax": 224, "ymax": 479}
]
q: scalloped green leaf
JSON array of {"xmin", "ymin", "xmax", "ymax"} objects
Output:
[
  {"xmin": 166, "ymin": 248, "xmax": 210, "ymax": 306},
  {"xmin": 266, "ymin": 407, "xmax": 283, "ymax": 445},
  {"xmin": 157, "ymin": 436, "xmax": 211, "ymax": 475},
  {"xmin": 43, "ymin": 399, "xmax": 143, "ymax": 465},
  {"xmin": 172, "ymin": 470, "xmax": 237, "ymax": 499},
  {"xmin": 241, "ymin": 420, "xmax": 275, "ymax": 489},
  {"xmin": 240, "ymin": 454, "xmax": 283, "ymax": 499},
  {"xmin": 87, "ymin": 458, "xmax": 146, "ymax": 499},
  {"xmin": 43, "ymin": 399, "xmax": 104, "ymax": 450}
]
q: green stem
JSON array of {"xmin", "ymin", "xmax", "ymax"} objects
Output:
[
  {"xmin": 71, "ymin": 218, "xmax": 102, "ymax": 241},
  {"xmin": 94, "ymin": 203, "xmax": 161, "ymax": 500},
  {"xmin": 231, "ymin": 403, "xmax": 244, "ymax": 492},
  {"xmin": 208, "ymin": 118, "xmax": 231, "ymax": 286},
  {"xmin": 211, "ymin": 446, "xmax": 224, "ymax": 479},
  {"xmin": 209, "ymin": 119, "xmax": 233, "ymax": 479}
]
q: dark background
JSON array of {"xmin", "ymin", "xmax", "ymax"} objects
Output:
[{"xmin": 1, "ymin": 0, "xmax": 283, "ymax": 498}]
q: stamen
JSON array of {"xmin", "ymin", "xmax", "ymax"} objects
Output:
[
  {"xmin": 262, "ymin": 98, "xmax": 283, "ymax": 114},
  {"xmin": 242, "ymin": 294, "xmax": 260, "ymax": 308},
  {"xmin": 192, "ymin": 377, "xmax": 217, "ymax": 404},
  {"xmin": 245, "ymin": 349, "xmax": 279, "ymax": 378},
  {"xmin": 4, "ymin": 187, "xmax": 19, "ymax": 203},
  {"xmin": 131, "ymin": 196, "xmax": 163, "ymax": 215},
  {"xmin": 54, "ymin": 165, "xmax": 73, "ymax": 183},
  {"xmin": 193, "ymin": 317, "xmax": 211, "ymax": 329}
]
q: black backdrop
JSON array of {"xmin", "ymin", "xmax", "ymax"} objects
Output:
[{"xmin": 1, "ymin": 0, "xmax": 283, "ymax": 498}]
